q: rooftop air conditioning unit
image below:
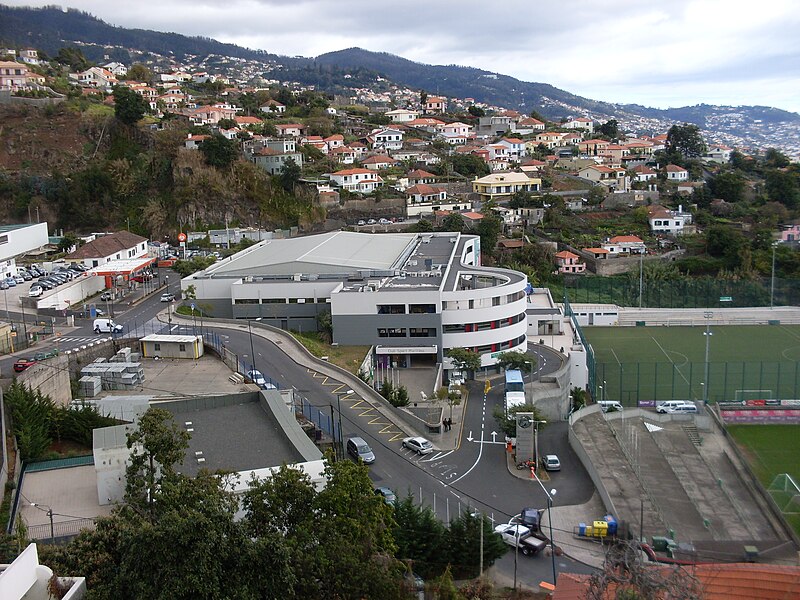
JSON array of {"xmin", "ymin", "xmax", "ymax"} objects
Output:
[{"xmin": 293, "ymin": 273, "xmax": 302, "ymax": 281}]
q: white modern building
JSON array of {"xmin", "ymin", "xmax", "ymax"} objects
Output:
[
  {"xmin": 183, "ymin": 231, "xmax": 529, "ymax": 370},
  {"xmin": 0, "ymin": 223, "xmax": 49, "ymax": 280}
]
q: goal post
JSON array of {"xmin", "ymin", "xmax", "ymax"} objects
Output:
[{"xmin": 734, "ymin": 389, "xmax": 774, "ymax": 403}]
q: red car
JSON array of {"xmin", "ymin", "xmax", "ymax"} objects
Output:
[{"xmin": 13, "ymin": 358, "xmax": 38, "ymax": 372}]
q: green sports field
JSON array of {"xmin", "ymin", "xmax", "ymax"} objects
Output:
[
  {"xmin": 584, "ymin": 325, "xmax": 800, "ymax": 404},
  {"xmin": 728, "ymin": 425, "xmax": 800, "ymax": 535}
]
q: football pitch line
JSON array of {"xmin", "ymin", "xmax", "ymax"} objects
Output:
[{"xmin": 651, "ymin": 336, "xmax": 691, "ymax": 387}]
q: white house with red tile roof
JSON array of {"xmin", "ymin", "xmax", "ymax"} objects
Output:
[
  {"xmin": 495, "ymin": 138, "xmax": 526, "ymax": 159},
  {"xmin": 602, "ymin": 235, "xmax": 646, "ymax": 255},
  {"xmin": 647, "ymin": 204, "xmax": 692, "ymax": 235},
  {"xmin": 324, "ymin": 134, "xmax": 345, "ymax": 150},
  {"xmin": 328, "ymin": 168, "xmax": 384, "ymax": 193},
  {"xmin": 664, "ymin": 164, "xmax": 689, "ymax": 181},
  {"xmin": 405, "ymin": 184, "xmax": 461, "ymax": 216},
  {"xmin": 600, "ymin": 144, "xmax": 630, "ymax": 163},
  {"xmin": 563, "ymin": 117, "xmax": 594, "ymax": 133},
  {"xmin": 235, "ymin": 115, "xmax": 263, "ymax": 128},
  {"xmin": 259, "ymin": 99, "xmax": 285, "ymax": 114},
  {"xmin": 386, "ymin": 108, "xmax": 419, "ymax": 123},
  {"xmin": 514, "ymin": 117, "xmax": 546, "ymax": 133},
  {"xmin": 184, "ymin": 134, "xmax": 210, "ymax": 150},
  {"xmin": 0, "ymin": 61, "xmax": 41, "ymax": 90},
  {"xmin": 472, "ymin": 172, "xmax": 542, "ymax": 202},
  {"xmin": 368, "ymin": 127, "xmax": 404, "ymax": 151},
  {"xmin": 577, "ymin": 165, "xmax": 629, "ymax": 191},
  {"xmin": 520, "ymin": 158, "xmax": 546, "ymax": 175},
  {"xmin": 70, "ymin": 66, "xmax": 117, "ymax": 90},
  {"xmin": 276, "ymin": 123, "xmax": 305, "ymax": 137},
  {"xmin": 188, "ymin": 104, "xmax": 237, "ymax": 125},
  {"xmin": 623, "ymin": 140, "xmax": 655, "ymax": 156},
  {"xmin": 631, "ymin": 164, "xmax": 658, "ymax": 182},
  {"xmin": 704, "ymin": 144, "xmax": 732, "ymax": 163},
  {"xmin": 330, "ymin": 146, "xmax": 357, "ymax": 164},
  {"xmin": 561, "ymin": 132, "xmax": 584, "ymax": 146},
  {"xmin": 534, "ymin": 131, "xmax": 567, "ymax": 149},
  {"xmin": 407, "ymin": 170, "xmax": 437, "ymax": 185},
  {"xmin": 349, "ymin": 142, "xmax": 368, "ymax": 157},
  {"xmin": 583, "ymin": 247, "xmax": 610, "ymax": 260},
  {"xmin": 360, "ymin": 154, "xmax": 397, "ymax": 170},
  {"xmin": 406, "ymin": 117, "xmax": 446, "ymax": 133},
  {"xmin": 555, "ymin": 250, "xmax": 586, "ymax": 274},
  {"xmin": 424, "ymin": 96, "xmax": 446, "ymax": 114}
]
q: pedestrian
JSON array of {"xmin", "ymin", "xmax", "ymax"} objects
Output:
[
  {"xmin": 446, "ymin": 417, "xmax": 452, "ymax": 431},
  {"xmin": 444, "ymin": 418, "xmax": 449, "ymax": 431}
]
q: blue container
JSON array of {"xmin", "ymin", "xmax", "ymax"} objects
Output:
[
  {"xmin": 578, "ymin": 523, "xmax": 587, "ymax": 536},
  {"xmin": 604, "ymin": 514, "xmax": 618, "ymax": 536}
]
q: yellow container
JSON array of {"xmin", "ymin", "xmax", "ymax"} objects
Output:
[{"xmin": 592, "ymin": 521, "xmax": 609, "ymax": 537}]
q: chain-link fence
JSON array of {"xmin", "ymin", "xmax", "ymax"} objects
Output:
[{"xmin": 552, "ymin": 276, "xmax": 800, "ymax": 308}]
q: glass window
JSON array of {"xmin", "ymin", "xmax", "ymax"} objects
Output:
[
  {"xmin": 154, "ymin": 343, "xmax": 161, "ymax": 351},
  {"xmin": 378, "ymin": 304, "xmax": 406, "ymax": 314},
  {"xmin": 179, "ymin": 344, "xmax": 186, "ymax": 351}
]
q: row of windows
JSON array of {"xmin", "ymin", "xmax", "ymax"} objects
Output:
[
  {"xmin": 377, "ymin": 327, "xmax": 436, "ymax": 338},
  {"xmin": 443, "ymin": 312, "xmax": 526, "ymax": 333},
  {"xmin": 234, "ymin": 297, "xmax": 329, "ymax": 304},
  {"xmin": 443, "ymin": 290, "xmax": 525, "ymax": 311},
  {"xmin": 377, "ymin": 303, "xmax": 437, "ymax": 315},
  {"xmin": 464, "ymin": 334, "xmax": 526, "ymax": 355}
]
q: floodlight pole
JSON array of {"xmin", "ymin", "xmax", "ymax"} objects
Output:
[{"xmin": 703, "ymin": 311, "xmax": 713, "ymax": 404}]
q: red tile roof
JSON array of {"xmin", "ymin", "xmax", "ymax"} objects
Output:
[
  {"xmin": 555, "ymin": 250, "xmax": 580, "ymax": 259},
  {"xmin": 609, "ymin": 235, "xmax": 644, "ymax": 244},
  {"xmin": 332, "ymin": 168, "xmax": 373, "ymax": 176},
  {"xmin": 361, "ymin": 155, "xmax": 396, "ymax": 165},
  {"xmin": 405, "ymin": 184, "xmax": 445, "ymax": 195},
  {"xmin": 408, "ymin": 169, "xmax": 436, "ymax": 178},
  {"xmin": 65, "ymin": 231, "xmax": 148, "ymax": 260},
  {"xmin": 665, "ymin": 164, "xmax": 687, "ymax": 172},
  {"xmin": 584, "ymin": 247, "xmax": 609, "ymax": 254}
]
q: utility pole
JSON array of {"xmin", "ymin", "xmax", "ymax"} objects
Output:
[{"xmin": 703, "ymin": 312, "xmax": 713, "ymax": 404}]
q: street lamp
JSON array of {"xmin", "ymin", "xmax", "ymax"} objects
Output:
[
  {"xmin": 531, "ymin": 475, "xmax": 558, "ymax": 585},
  {"xmin": 534, "ymin": 419, "xmax": 547, "ymax": 472},
  {"xmin": 30, "ymin": 502, "xmax": 54, "ymax": 543},
  {"xmin": 335, "ymin": 389, "xmax": 354, "ymax": 459},
  {"xmin": 526, "ymin": 359, "xmax": 535, "ymax": 403},
  {"xmin": 247, "ymin": 317, "xmax": 262, "ymax": 374},
  {"xmin": 703, "ymin": 311, "xmax": 713, "ymax": 404},
  {"xmin": 165, "ymin": 276, "xmax": 171, "ymax": 329}
]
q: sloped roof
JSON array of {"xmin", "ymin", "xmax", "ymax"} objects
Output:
[
  {"xmin": 65, "ymin": 231, "xmax": 148, "ymax": 260},
  {"xmin": 555, "ymin": 250, "xmax": 580, "ymax": 259},
  {"xmin": 405, "ymin": 184, "xmax": 445, "ymax": 195},
  {"xmin": 609, "ymin": 235, "xmax": 644, "ymax": 244}
]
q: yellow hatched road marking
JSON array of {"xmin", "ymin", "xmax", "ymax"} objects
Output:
[
  {"xmin": 368, "ymin": 416, "xmax": 390, "ymax": 425},
  {"xmin": 387, "ymin": 432, "xmax": 405, "ymax": 440},
  {"xmin": 330, "ymin": 383, "xmax": 346, "ymax": 393}
]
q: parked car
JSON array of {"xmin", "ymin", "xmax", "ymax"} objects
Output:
[
  {"xmin": 367, "ymin": 219, "xmax": 377, "ymax": 225},
  {"xmin": 28, "ymin": 285, "xmax": 43, "ymax": 297},
  {"xmin": 19, "ymin": 271, "xmax": 32, "ymax": 281},
  {"xmin": 4, "ymin": 278, "xmax": 16, "ymax": 287},
  {"xmin": 13, "ymin": 276, "xmax": 24, "ymax": 284},
  {"xmin": 542, "ymin": 454, "xmax": 561, "ymax": 471},
  {"xmin": 374, "ymin": 486, "xmax": 397, "ymax": 505},
  {"xmin": 357, "ymin": 220, "xmax": 366, "ymax": 226},
  {"xmin": 402, "ymin": 436, "xmax": 434, "ymax": 455},
  {"xmin": 160, "ymin": 292, "xmax": 175, "ymax": 302},
  {"xmin": 246, "ymin": 369, "xmax": 267, "ymax": 387},
  {"xmin": 13, "ymin": 358, "xmax": 38, "ymax": 372},
  {"xmin": 100, "ymin": 291, "xmax": 113, "ymax": 301},
  {"xmin": 0, "ymin": 281, "xmax": 8, "ymax": 290},
  {"xmin": 347, "ymin": 437, "xmax": 375, "ymax": 464}
]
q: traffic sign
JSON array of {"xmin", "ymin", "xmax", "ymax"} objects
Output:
[
  {"xmin": 720, "ymin": 296, "xmax": 733, "ymax": 302},
  {"xmin": 177, "ymin": 232, "xmax": 187, "ymax": 242}
]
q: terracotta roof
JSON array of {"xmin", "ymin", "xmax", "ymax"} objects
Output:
[
  {"xmin": 554, "ymin": 564, "xmax": 800, "ymax": 600},
  {"xmin": 234, "ymin": 116, "xmax": 262, "ymax": 124},
  {"xmin": 502, "ymin": 138, "xmax": 524, "ymax": 144},
  {"xmin": 462, "ymin": 211, "xmax": 484, "ymax": 220},
  {"xmin": 65, "ymin": 231, "xmax": 148, "ymax": 260},
  {"xmin": 609, "ymin": 235, "xmax": 644, "ymax": 244},
  {"xmin": 665, "ymin": 164, "xmax": 687, "ymax": 172},
  {"xmin": 583, "ymin": 247, "xmax": 609, "ymax": 254},
  {"xmin": 405, "ymin": 184, "xmax": 445, "ymax": 195},
  {"xmin": 555, "ymin": 250, "xmax": 580, "ymax": 259},
  {"xmin": 632, "ymin": 165, "xmax": 656, "ymax": 174},
  {"xmin": 324, "ymin": 134, "xmax": 344, "ymax": 141},
  {"xmin": 276, "ymin": 123, "xmax": 303, "ymax": 129},
  {"xmin": 361, "ymin": 155, "xmax": 396, "ymax": 165},
  {"xmin": 498, "ymin": 239, "xmax": 524, "ymax": 249},
  {"xmin": 519, "ymin": 117, "xmax": 545, "ymax": 126},
  {"xmin": 256, "ymin": 148, "xmax": 282, "ymax": 156},
  {"xmin": 408, "ymin": 169, "xmax": 437, "ymax": 178},
  {"xmin": 332, "ymin": 168, "xmax": 373, "ymax": 176}
]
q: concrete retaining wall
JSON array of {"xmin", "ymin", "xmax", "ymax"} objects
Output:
[
  {"xmin": 16, "ymin": 356, "xmax": 71, "ymax": 405},
  {"xmin": 530, "ymin": 356, "xmax": 571, "ymax": 421},
  {"xmin": 568, "ymin": 404, "xmax": 618, "ymax": 515}
]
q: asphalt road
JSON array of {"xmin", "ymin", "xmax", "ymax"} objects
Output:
[{"xmin": 5, "ymin": 291, "xmax": 599, "ymax": 587}]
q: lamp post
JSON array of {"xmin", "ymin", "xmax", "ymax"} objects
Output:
[
  {"xmin": 247, "ymin": 317, "xmax": 262, "ymax": 374},
  {"xmin": 639, "ymin": 250, "xmax": 644, "ymax": 309},
  {"xmin": 526, "ymin": 359, "xmax": 535, "ymax": 403},
  {"xmin": 30, "ymin": 502, "xmax": 54, "ymax": 543},
  {"xmin": 703, "ymin": 311, "xmax": 713, "ymax": 404},
  {"xmin": 3, "ymin": 286, "xmax": 8, "ymax": 321},
  {"xmin": 335, "ymin": 389, "xmax": 354, "ymax": 459},
  {"xmin": 165, "ymin": 276, "xmax": 171, "ymax": 329},
  {"xmin": 531, "ymin": 476, "xmax": 558, "ymax": 585}
]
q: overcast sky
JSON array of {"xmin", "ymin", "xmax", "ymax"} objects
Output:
[{"xmin": 7, "ymin": 0, "xmax": 800, "ymax": 113}]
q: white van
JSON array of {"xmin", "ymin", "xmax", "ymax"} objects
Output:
[
  {"xmin": 93, "ymin": 318, "xmax": 123, "ymax": 334},
  {"xmin": 598, "ymin": 400, "xmax": 624, "ymax": 413},
  {"xmin": 667, "ymin": 403, "xmax": 698, "ymax": 414},
  {"xmin": 657, "ymin": 400, "xmax": 693, "ymax": 414}
]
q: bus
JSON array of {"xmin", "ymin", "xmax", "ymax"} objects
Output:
[{"xmin": 505, "ymin": 369, "xmax": 526, "ymax": 411}]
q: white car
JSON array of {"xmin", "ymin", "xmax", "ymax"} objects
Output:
[
  {"xmin": 402, "ymin": 436, "xmax": 434, "ymax": 455},
  {"xmin": 246, "ymin": 370, "xmax": 266, "ymax": 387},
  {"xmin": 28, "ymin": 285, "xmax": 44, "ymax": 297},
  {"xmin": 542, "ymin": 454, "xmax": 561, "ymax": 471},
  {"xmin": 379, "ymin": 218, "xmax": 391, "ymax": 224},
  {"xmin": 160, "ymin": 293, "xmax": 175, "ymax": 302},
  {"xmin": 357, "ymin": 220, "xmax": 366, "ymax": 226},
  {"xmin": 367, "ymin": 219, "xmax": 377, "ymax": 225}
]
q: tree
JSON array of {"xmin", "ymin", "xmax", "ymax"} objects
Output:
[
  {"xmin": 199, "ymin": 133, "xmax": 238, "ymax": 170},
  {"xmin": 125, "ymin": 63, "xmax": 152, "ymax": 82},
  {"xmin": 446, "ymin": 348, "xmax": 481, "ymax": 373},
  {"xmin": 54, "ymin": 46, "xmax": 90, "ymax": 71},
  {"xmin": 599, "ymin": 118, "xmax": 619, "ymax": 138},
  {"xmin": 709, "ymin": 170, "xmax": 745, "ymax": 203},
  {"xmin": 496, "ymin": 350, "xmax": 536, "ymax": 373},
  {"xmin": 279, "ymin": 157, "xmax": 302, "ymax": 192},
  {"xmin": 217, "ymin": 117, "xmax": 237, "ymax": 130},
  {"xmin": 57, "ymin": 232, "xmax": 79, "ymax": 253},
  {"xmin": 392, "ymin": 495, "xmax": 448, "ymax": 579},
  {"xmin": 439, "ymin": 212, "xmax": 466, "ymax": 233},
  {"xmin": 666, "ymin": 123, "xmax": 707, "ymax": 158},
  {"xmin": 764, "ymin": 147, "xmax": 791, "ymax": 168},
  {"xmin": 125, "ymin": 407, "xmax": 190, "ymax": 520},
  {"xmin": 450, "ymin": 153, "xmax": 490, "ymax": 177},
  {"xmin": 111, "ymin": 84, "xmax": 148, "ymax": 125},
  {"xmin": 444, "ymin": 512, "xmax": 506, "ymax": 579},
  {"xmin": 492, "ymin": 403, "xmax": 547, "ymax": 437},
  {"xmin": 529, "ymin": 109, "xmax": 547, "ymax": 123},
  {"xmin": 475, "ymin": 214, "xmax": 503, "ymax": 257},
  {"xmin": 467, "ymin": 105, "xmax": 485, "ymax": 118}
]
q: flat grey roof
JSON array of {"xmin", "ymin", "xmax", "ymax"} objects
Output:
[
  {"xmin": 197, "ymin": 231, "xmax": 417, "ymax": 278},
  {"xmin": 165, "ymin": 397, "xmax": 307, "ymax": 476}
]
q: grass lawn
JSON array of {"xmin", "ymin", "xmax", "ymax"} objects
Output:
[
  {"xmin": 584, "ymin": 325, "xmax": 800, "ymax": 404},
  {"xmin": 727, "ymin": 424, "xmax": 800, "ymax": 535},
  {"xmin": 290, "ymin": 331, "xmax": 370, "ymax": 376}
]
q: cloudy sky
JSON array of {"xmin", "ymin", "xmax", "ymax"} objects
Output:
[{"xmin": 7, "ymin": 0, "xmax": 800, "ymax": 113}]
